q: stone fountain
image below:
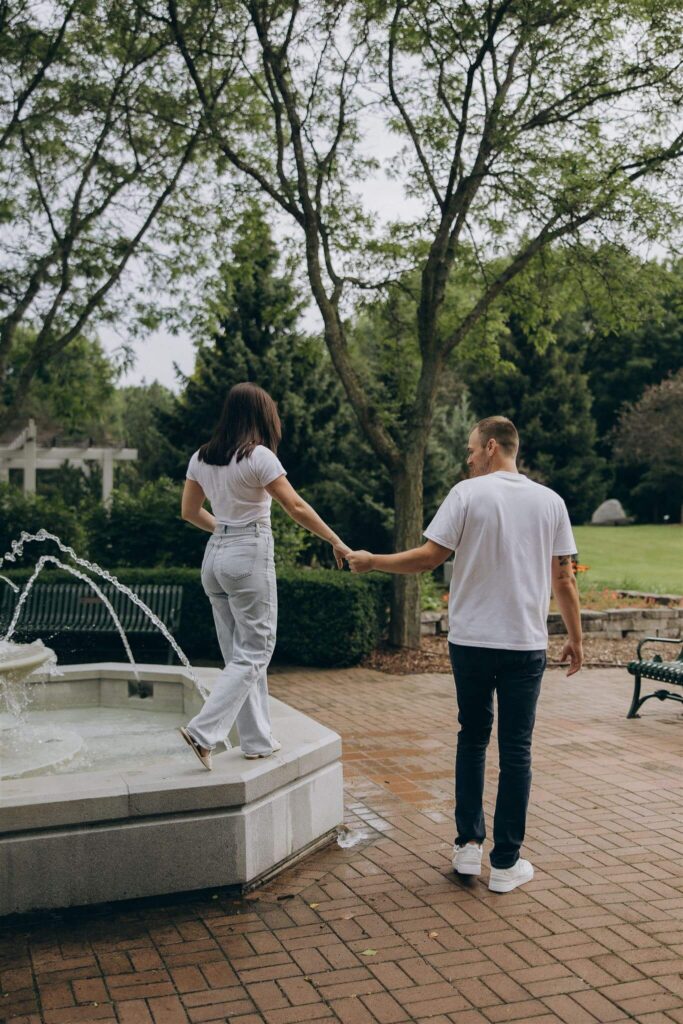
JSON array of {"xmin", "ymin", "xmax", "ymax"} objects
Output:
[{"xmin": 0, "ymin": 533, "xmax": 343, "ymax": 916}]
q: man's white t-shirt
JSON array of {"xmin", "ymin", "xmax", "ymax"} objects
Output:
[
  {"xmin": 186, "ymin": 445, "xmax": 286, "ymax": 526},
  {"xmin": 424, "ymin": 471, "xmax": 576, "ymax": 651}
]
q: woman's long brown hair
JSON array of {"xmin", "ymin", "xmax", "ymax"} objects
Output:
[{"xmin": 198, "ymin": 383, "xmax": 282, "ymax": 465}]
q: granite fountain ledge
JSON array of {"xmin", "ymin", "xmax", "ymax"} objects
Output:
[{"xmin": 0, "ymin": 663, "xmax": 343, "ymax": 916}]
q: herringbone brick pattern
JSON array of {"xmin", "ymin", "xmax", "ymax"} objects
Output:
[{"xmin": 2, "ymin": 666, "xmax": 683, "ymax": 1024}]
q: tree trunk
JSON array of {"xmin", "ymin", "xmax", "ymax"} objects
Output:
[{"xmin": 389, "ymin": 452, "xmax": 425, "ymax": 649}]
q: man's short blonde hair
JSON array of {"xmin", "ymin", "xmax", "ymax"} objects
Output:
[{"xmin": 475, "ymin": 416, "xmax": 519, "ymax": 455}]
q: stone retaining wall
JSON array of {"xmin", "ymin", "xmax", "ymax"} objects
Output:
[{"xmin": 421, "ymin": 607, "xmax": 683, "ymax": 640}]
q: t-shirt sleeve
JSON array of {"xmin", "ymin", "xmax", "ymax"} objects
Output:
[
  {"xmin": 553, "ymin": 500, "xmax": 577, "ymax": 556},
  {"xmin": 423, "ymin": 487, "xmax": 465, "ymax": 551},
  {"xmin": 248, "ymin": 446, "xmax": 287, "ymax": 487},
  {"xmin": 186, "ymin": 451, "xmax": 200, "ymax": 481}
]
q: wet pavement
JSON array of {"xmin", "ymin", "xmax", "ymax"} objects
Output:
[{"xmin": 2, "ymin": 664, "xmax": 683, "ymax": 1024}]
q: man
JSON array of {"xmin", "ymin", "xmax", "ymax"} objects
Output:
[{"xmin": 346, "ymin": 416, "xmax": 582, "ymax": 893}]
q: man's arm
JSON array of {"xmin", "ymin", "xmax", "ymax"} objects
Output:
[
  {"xmin": 347, "ymin": 540, "xmax": 452, "ymax": 574},
  {"xmin": 552, "ymin": 554, "xmax": 583, "ymax": 676}
]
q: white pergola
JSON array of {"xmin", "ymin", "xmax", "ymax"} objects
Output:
[{"xmin": 0, "ymin": 419, "xmax": 138, "ymax": 505}]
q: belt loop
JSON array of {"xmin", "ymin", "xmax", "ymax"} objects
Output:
[{"xmin": 256, "ymin": 522, "xmax": 260, "ymax": 536}]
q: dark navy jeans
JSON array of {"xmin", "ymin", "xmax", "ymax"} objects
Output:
[{"xmin": 449, "ymin": 643, "xmax": 546, "ymax": 869}]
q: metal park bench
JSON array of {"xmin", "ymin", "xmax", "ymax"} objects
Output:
[
  {"xmin": 626, "ymin": 636, "xmax": 683, "ymax": 718},
  {"xmin": 0, "ymin": 582, "xmax": 184, "ymax": 664}
]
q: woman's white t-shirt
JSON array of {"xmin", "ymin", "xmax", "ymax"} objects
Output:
[{"xmin": 186, "ymin": 445, "xmax": 286, "ymax": 525}]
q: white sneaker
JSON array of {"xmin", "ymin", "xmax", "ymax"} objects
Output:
[
  {"xmin": 243, "ymin": 738, "xmax": 282, "ymax": 760},
  {"xmin": 488, "ymin": 858, "xmax": 534, "ymax": 893},
  {"xmin": 452, "ymin": 843, "xmax": 483, "ymax": 875}
]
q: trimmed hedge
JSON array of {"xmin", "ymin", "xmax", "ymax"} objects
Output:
[
  {"xmin": 0, "ymin": 566, "xmax": 390, "ymax": 668},
  {"xmin": 276, "ymin": 568, "xmax": 389, "ymax": 666}
]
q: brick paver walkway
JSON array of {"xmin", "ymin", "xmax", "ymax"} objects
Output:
[{"xmin": 2, "ymin": 666, "xmax": 683, "ymax": 1024}]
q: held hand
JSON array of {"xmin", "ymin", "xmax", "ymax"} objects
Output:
[
  {"xmin": 332, "ymin": 540, "xmax": 351, "ymax": 569},
  {"xmin": 560, "ymin": 639, "xmax": 583, "ymax": 677},
  {"xmin": 346, "ymin": 550, "xmax": 374, "ymax": 574}
]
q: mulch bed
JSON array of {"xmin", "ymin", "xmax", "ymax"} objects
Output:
[{"xmin": 362, "ymin": 633, "xmax": 638, "ymax": 674}]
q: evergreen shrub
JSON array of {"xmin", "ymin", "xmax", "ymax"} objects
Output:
[
  {"xmin": 0, "ymin": 485, "xmax": 86, "ymax": 560},
  {"xmin": 0, "ymin": 567, "xmax": 390, "ymax": 668}
]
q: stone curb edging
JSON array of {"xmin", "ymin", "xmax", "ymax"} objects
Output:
[{"xmin": 421, "ymin": 606, "xmax": 683, "ymax": 640}]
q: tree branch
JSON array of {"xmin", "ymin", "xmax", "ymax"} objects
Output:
[
  {"xmin": 443, "ymin": 128, "xmax": 683, "ymax": 358},
  {"xmin": 0, "ymin": 2, "xmax": 77, "ymax": 150},
  {"xmin": 0, "ymin": 122, "xmax": 204, "ymax": 431},
  {"xmin": 167, "ymin": 0, "xmax": 304, "ymax": 221},
  {"xmin": 246, "ymin": 1, "xmax": 401, "ymax": 468},
  {"xmin": 387, "ymin": 2, "xmax": 444, "ymax": 210}
]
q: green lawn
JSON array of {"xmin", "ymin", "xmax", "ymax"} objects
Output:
[{"xmin": 573, "ymin": 525, "xmax": 683, "ymax": 594}]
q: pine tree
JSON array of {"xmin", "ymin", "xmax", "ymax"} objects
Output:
[
  {"xmin": 583, "ymin": 264, "xmax": 683, "ymax": 440},
  {"xmin": 465, "ymin": 314, "xmax": 609, "ymax": 524},
  {"xmin": 162, "ymin": 205, "xmax": 337, "ymax": 481},
  {"xmin": 160, "ymin": 205, "xmax": 391, "ymax": 553}
]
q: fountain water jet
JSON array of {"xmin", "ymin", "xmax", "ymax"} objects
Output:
[
  {"xmin": 4, "ymin": 555, "xmax": 139, "ymax": 680},
  {"xmin": 0, "ymin": 529, "xmax": 206, "ymax": 696}
]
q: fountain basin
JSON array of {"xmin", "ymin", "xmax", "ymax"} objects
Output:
[{"xmin": 0, "ymin": 663, "xmax": 343, "ymax": 916}]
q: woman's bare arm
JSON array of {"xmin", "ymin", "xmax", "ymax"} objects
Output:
[
  {"xmin": 181, "ymin": 479, "xmax": 216, "ymax": 533},
  {"xmin": 266, "ymin": 474, "xmax": 349, "ymax": 567}
]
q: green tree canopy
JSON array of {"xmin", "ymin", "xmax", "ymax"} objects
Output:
[
  {"xmin": 106, "ymin": 382, "xmax": 177, "ymax": 485},
  {"xmin": 162, "ymin": 0, "xmax": 683, "ymax": 645},
  {"xmin": 614, "ymin": 370, "xmax": 683, "ymax": 523},
  {"xmin": 2, "ymin": 330, "xmax": 116, "ymax": 440},
  {"xmin": 161, "ymin": 204, "xmax": 342, "ymax": 479},
  {"xmin": 582, "ymin": 263, "xmax": 683, "ymax": 439},
  {"xmin": 0, "ymin": 0, "xmax": 221, "ymax": 431},
  {"xmin": 464, "ymin": 312, "xmax": 609, "ymax": 524}
]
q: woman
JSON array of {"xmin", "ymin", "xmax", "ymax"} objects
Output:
[{"xmin": 179, "ymin": 382, "xmax": 349, "ymax": 770}]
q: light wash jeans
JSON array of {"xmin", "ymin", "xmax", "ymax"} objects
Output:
[{"xmin": 186, "ymin": 521, "xmax": 277, "ymax": 755}]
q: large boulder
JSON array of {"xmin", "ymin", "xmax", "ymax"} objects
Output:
[{"xmin": 591, "ymin": 498, "xmax": 632, "ymax": 525}]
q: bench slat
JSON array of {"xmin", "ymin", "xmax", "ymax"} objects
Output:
[{"xmin": 1, "ymin": 582, "xmax": 184, "ymax": 639}]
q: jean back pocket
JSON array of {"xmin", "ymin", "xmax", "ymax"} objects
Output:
[{"xmin": 220, "ymin": 536, "xmax": 258, "ymax": 580}]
